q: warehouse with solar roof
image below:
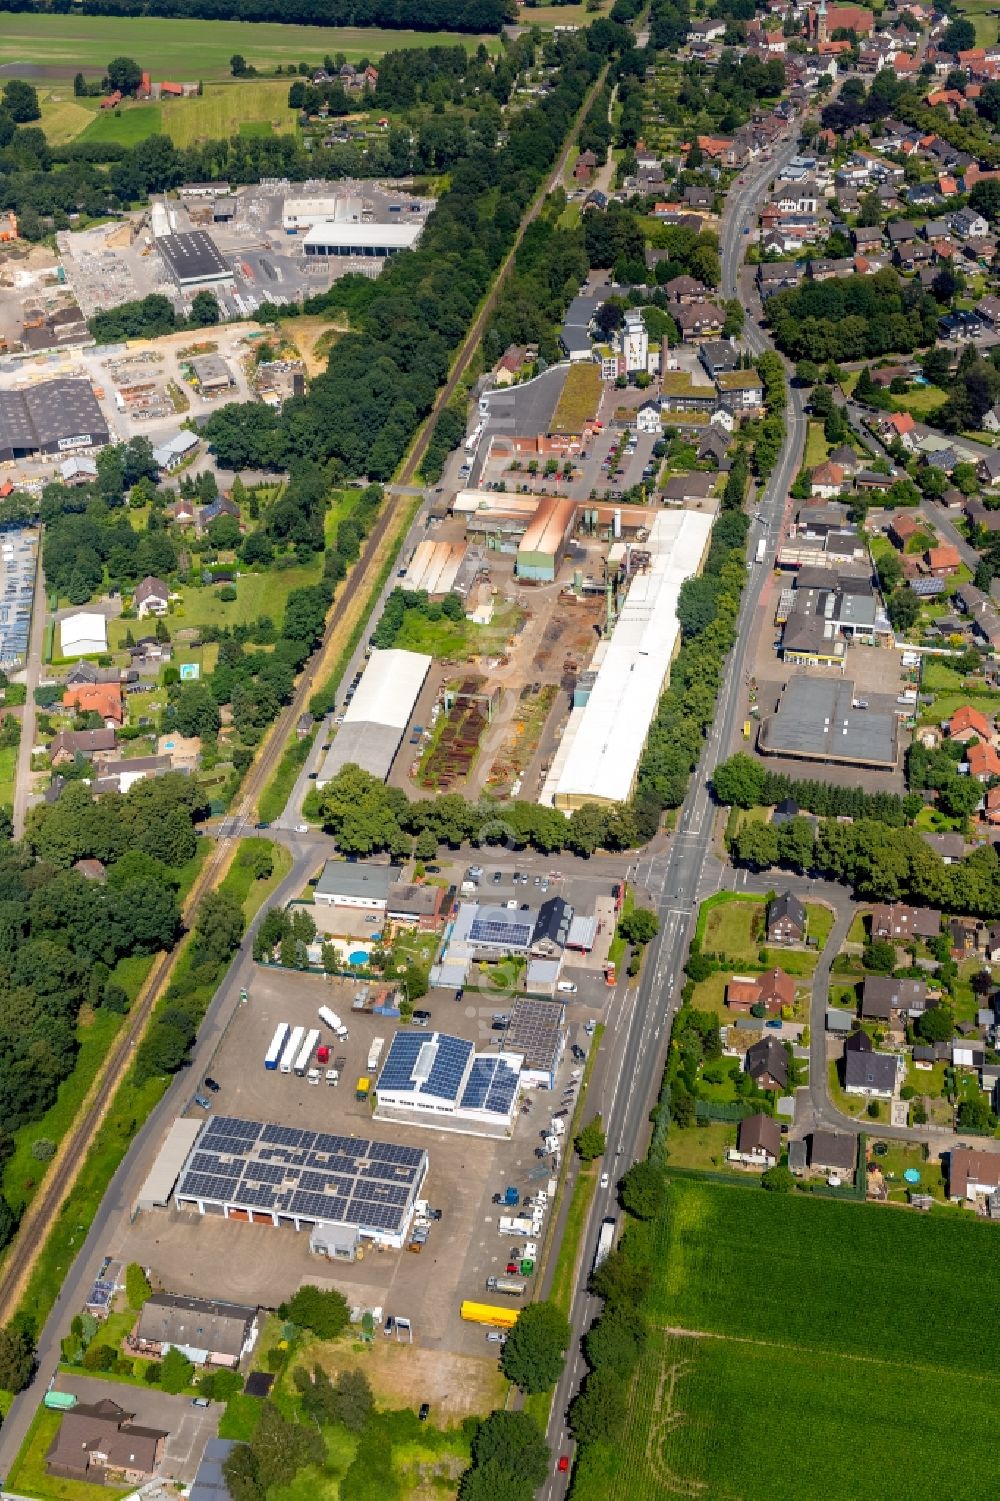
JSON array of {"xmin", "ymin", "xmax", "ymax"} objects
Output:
[
  {"xmin": 375, "ymin": 1030, "xmax": 524, "ymax": 1132},
  {"xmin": 173, "ymin": 1115, "xmax": 427, "ymax": 1256}
]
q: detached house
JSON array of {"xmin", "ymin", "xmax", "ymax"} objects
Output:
[
  {"xmin": 745, "ymin": 1035, "xmax": 789, "ymax": 1092},
  {"xmin": 726, "ymin": 967, "xmax": 796, "ymax": 1016},
  {"xmin": 730, "ymin": 1112, "xmax": 782, "ymax": 1169},
  {"xmin": 767, "ymin": 890, "xmax": 806, "ymax": 944},
  {"xmin": 843, "ymin": 1035, "xmax": 902, "ymax": 1098},
  {"xmin": 46, "ymin": 1399, "xmax": 167, "ymax": 1486},
  {"xmin": 134, "ymin": 576, "xmax": 169, "ymax": 618}
]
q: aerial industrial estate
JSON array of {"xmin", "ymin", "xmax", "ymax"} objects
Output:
[{"xmin": 2, "ymin": 2, "xmax": 1000, "ymax": 1500}]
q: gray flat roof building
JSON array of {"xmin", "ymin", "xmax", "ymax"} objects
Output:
[
  {"xmin": 314, "ymin": 860, "xmax": 398, "ymax": 906},
  {"xmin": 502, "ymin": 997, "xmax": 565, "ymax": 1086},
  {"xmin": 316, "ymin": 720, "xmax": 404, "ymax": 783},
  {"xmin": 0, "ymin": 378, "xmax": 109, "ymax": 461},
  {"xmin": 158, "ymin": 230, "xmax": 232, "ymax": 287},
  {"xmin": 760, "ymin": 676, "xmax": 898, "ymax": 769}
]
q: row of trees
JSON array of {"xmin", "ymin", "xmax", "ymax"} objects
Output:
[
  {"xmin": 90, "ymin": 289, "xmax": 221, "ymax": 343},
  {"xmin": 73, "ymin": 0, "xmax": 512, "ymax": 30},
  {"xmin": 712, "ymin": 752, "xmax": 911, "ymax": 824},
  {"xmin": 314, "ymin": 762, "xmax": 642, "ymax": 856},
  {"xmin": 729, "ymin": 813, "xmax": 1000, "ymax": 915}
]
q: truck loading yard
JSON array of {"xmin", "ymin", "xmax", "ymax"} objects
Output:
[{"xmin": 111, "ymin": 963, "xmax": 596, "ymax": 1357}]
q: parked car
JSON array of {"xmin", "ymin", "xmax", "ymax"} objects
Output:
[
  {"xmin": 412, "ymin": 1009, "xmax": 432, "ymax": 1027},
  {"xmin": 194, "ymin": 1095, "xmax": 211, "ymax": 1110},
  {"xmin": 419, "ymin": 1404, "xmax": 430, "ymax": 1422},
  {"xmin": 203, "ymin": 1077, "xmax": 221, "ymax": 1093}
]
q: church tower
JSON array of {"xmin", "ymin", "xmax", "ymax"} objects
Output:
[{"xmin": 817, "ymin": 0, "xmax": 829, "ymax": 44}]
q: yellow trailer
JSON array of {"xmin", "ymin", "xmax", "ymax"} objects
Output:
[{"xmin": 461, "ymin": 1300, "xmax": 519, "ymax": 1329}]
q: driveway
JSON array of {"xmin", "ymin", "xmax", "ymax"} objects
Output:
[{"xmin": 51, "ymin": 1374, "xmax": 220, "ymax": 1482}]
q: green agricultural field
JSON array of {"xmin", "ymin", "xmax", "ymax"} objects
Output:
[
  {"xmin": 649, "ymin": 1179, "xmax": 1000, "ymax": 1370},
  {"xmin": 80, "ymin": 103, "xmax": 163, "ymax": 146},
  {"xmin": 576, "ymin": 1327, "xmax": 1000, "ymax": 1501},
  {"xmin": 161, "ymin": 81, "xmax": 297, "ymax": 148},
  {"xmin": 0, "ymin": 14, "xmax": 498, "ymax": 81},
  {"xmin": 574, "ymin": 1178, "xmax": 1000, "ymax": 1501}
]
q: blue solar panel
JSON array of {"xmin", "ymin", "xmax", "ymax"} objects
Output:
[
  {"xmin": 377, "ymin": 1033, "xmax": 425, "ymax": 1093},
  {"xmin": 423, "ymin": 1035, "xmax": 473, "ymax": 1101},
  {"xmin": 460, "ymin": 1055, "xmax": 519, "ymax": 1115},
  {"xmin": 461, "ymin": 1058, "xmax": 494, "ymax": 1109}
]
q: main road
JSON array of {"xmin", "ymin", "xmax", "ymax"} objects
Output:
[{"xmin": 541, "ymin": 127, "xmax": 807, "ymax": 1494}]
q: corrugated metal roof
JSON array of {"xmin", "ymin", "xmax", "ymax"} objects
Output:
[{"xmin": 550, "ymin": 509, "xmax": 713, "ymax": 807}]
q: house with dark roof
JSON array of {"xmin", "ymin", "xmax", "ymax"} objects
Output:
[
  {"xmin": 745, "ymin": 1035, "xmax": 789, "ymax": 1091},
  {"xmin": 532, "ymin": 896, "xmax": 574, "ymax": 958},
  {"xmin": 132, "ymin": 1293, "xmax": 258, "ymax": 1367},
  {"xmin": 844, "ymin": 1042, "xmax": 901, "ymax": 1098},
  {"xmin": 861, "ymin": 976, "xmax": 927, "ymax": 1021},
  {"xmin": 869, "ymin": 903, "xmax": 940, "ymax": 941},
  {"xmin": 46, "ymin": 1399, "xmax": 166, "ymax": 1485},
  {"xmin": 767, "ymin": 891, "xmax": 806, "ymax": 944},
  {"xmin": 49, "ymin": 727, "xmax": 117, "ymax": 766},
  {"xmin": 808, "ymin": 1131, "xmax": 857, "ymax": 1175},
  {"xmin": 732, "ymin": 1112, "xmax": 781, "ymax": 1168},
  {"xmin": 725, "ymin": 968, "xmax": 796, "ymax": 1015}
]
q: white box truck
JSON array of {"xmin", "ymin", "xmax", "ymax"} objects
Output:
[
  {"xmin": 498, "ymin": 1215, "xmax": 534, "ymax": 1236},
  {"xmin": 368, "ymin": 1037, "xmax": 385, "ymax": 1072},
  {"xmin": 279, "ymin": 1026, "xmax": 305, "ymax": 1074},
  {"xmin": 294, "ymin": 1028, "xmax": 320, "ymax": 1076},
  {"xmin": 264, "ymin": 1023, "xmax": 290, "ymax": 1071},
  {"xmin": 755, "ymin": 537, "xmax": 766, "ymax": 565}
]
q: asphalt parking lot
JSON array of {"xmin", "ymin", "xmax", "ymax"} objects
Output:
[
  {"xmin": 115, "ymin": 959, "xmax": 599, "ymax": 1356},
  {"xmin": 50, "ymin": 1375, "xmax": 218, "ymax": 1482}
]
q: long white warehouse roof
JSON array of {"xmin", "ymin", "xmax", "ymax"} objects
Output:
[
  {"xmin": 302, "ymin": 220, "xmax": 423, "ymax": 251},
  {"xmin": 345, "ymin": 648, "xmax": 432, "ymax": 731},
  {"xmin": 551, "ymin": 509, "xmax": 713, "ymax": 808}
]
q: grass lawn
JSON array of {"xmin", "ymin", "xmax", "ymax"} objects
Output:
[
  {"xmin": 664, "ymin": 1121, "xmax": 735, "ymax": 1170},
  {"xmin": 38, "ymin": 91, "xmax": 98, "ymax": 144},
  {"xmin": 701, "ymin": 897, "xmax": 764, "ymax": 961},
  {"xmin": 219, "ymin": 1392, "xmax": 264, "ymax": 1441},
  {"xmin": 107, "ymin": 563, "xmax": 321, "ymax": 647},
  {"xmin": 870, "ymin": 1139, "xmax": 946, "ymax": 1201},
  {"xmin": 922, "ymin": 660, "xmax": 964, "ymax": 692},
  {"xmin": 803, "ymin": 420, "xmax": 829, "ymax": 469},
  {"xmin": 80, "ymin": 104, "xmax": 163, "ymax": 146},
  {"xmin": 804, "ymin": 902, "xmax": 833, "ymax": 950},
  {"xmin": 520, "ymin": 1, "xmax": 612, "ymax": 22},
  {"xmin": 957, "ymin": 0, "xmax": 1000, "ymax": 44},
  {"xmin": 393, "ymin": 601, "xmax": 521, "ymax": 659},
  {"xmin": 919, "ymin": 688, "xmax": 1000, "ymax": 725},
  {"xmin": 846, "ymin": 911, "xmax": 867, "ymax": 944},
  {"xmin": 223, "ymin": 839, "xmax": 294, "ymax": 920},
  {"xmin": 257, "ymin": 729, "xmax": 315, "ymax": 825},
  {"xmin": 889, "ymin": 383, "xmax": 947, "ymax": 416},
  {"xmin": 573, "ymin": 1325, "xmax": 1000, "ymax": 1501},
  {"xmin": 0, "ymin": 16, "xmax": 498, "ymax": 79},
  {"xmin": 162, "ymin": 82, "xmax": 297, "ymax": 148},
  {"xmin": 8, "ymin": 1406, "xmax": 129, "ymax": 1501},
  {"xmin": 0, "ymin": 742, "xmax": 16, "ymax": 805}
]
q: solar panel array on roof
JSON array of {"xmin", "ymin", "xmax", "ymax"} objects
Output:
[
  {"xmin": 468, "ymin": 914, "xmax": 533, "ymax": 948},
  {"xmin": 175, "ymin": 1115, "xmax": 426, "ymax": 1238},
  {"xmin": 377, "ymin": 1031, "xmax": 474, "ymax": 1103},
  {"xmin": 0, "ymin": 528, "xmax": 38, "ymax": 667},
  {"xmin": 460, "ymin": 1055, "xmax": 520, "ymax": 1115}
]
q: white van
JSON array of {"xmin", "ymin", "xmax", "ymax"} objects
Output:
[{"xmin": 557, "ymin": 981, "xmax": 578, "ymax": 995}]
